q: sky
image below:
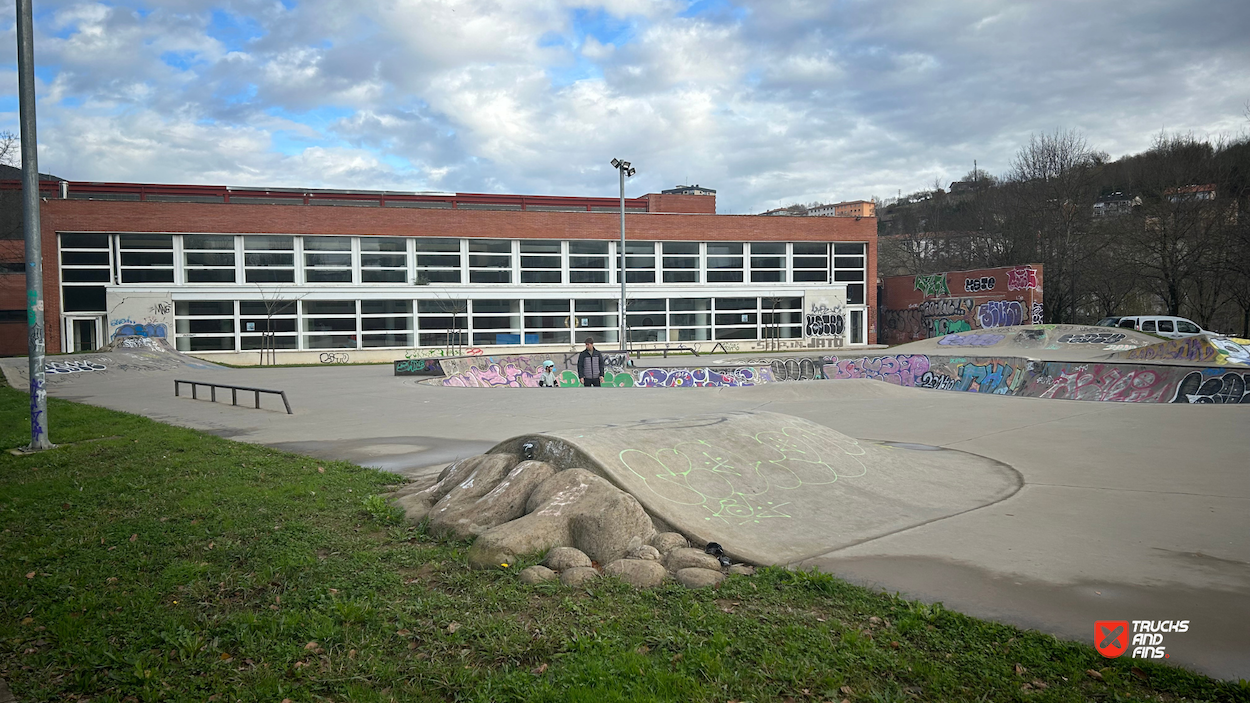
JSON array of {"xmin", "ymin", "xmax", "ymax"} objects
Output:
[{"xmin": 2, "ymin": 0, "xmax": 1248, "ymax": 214}]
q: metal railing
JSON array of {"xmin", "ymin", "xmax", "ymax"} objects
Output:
[{"xmin": 174, "ymin": 379, "xmax": 293, "ymax": 414}]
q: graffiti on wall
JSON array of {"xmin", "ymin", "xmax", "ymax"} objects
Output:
[
  {"xmin": 976, "ymin": 300, "xmax": 1025, "ymax": 328},
  {"xmin": 636, "ymin": 367, "xmax": 767, "ymax": 388},
  {"xmin": 1035, "ymin": 364, "xmax": 1174, "ymax": 403},
  {"xmin": 826, "ymin": 354, "xmax": 932, "ymax": 387},
  {"xmin": 1031, "ymin": 301, "xmax": 1044, "ymax": 325},
  {"xmin": 319, "ymin": 352, "xmax": 350, "ymax": 364},
  {"xmin": 111, "ymin": 321, "xmax": 168, "ymax": 339},
  {"xmin": 1117, "ymin": 337, "xmax": 1241, "ymax": 365},
  {"xmin": 394, "ymin": 358, "xmax": 445, "ymax": 376},
  {"xmin": 1056, "ymin": 332, "xmax": 1125, "ymax": 345},
  {"xmin": 920, "ymin": 297, "xmax": 975, "ymax": 336},
  {"xmin": 805, "ymin": 303, "xmax": 845, "ymax": 338},
  {"xmin": 1007, "ymin": 266, "xmax": 1040, "ymax": 291},
  {"xmin": 1171, "ymin": 371, "xmax": 1250, "ymax": 404},
  {"xmin": 938, "ymin": 333, "xmax": 1004, "ymax": 347},
  {"xmin": 914, "ymin": 273, "xmax": 950, "ymax": 297},
  {"xmin": 964, "ymin": 276, "xmax": 995, "ymax": 292}
]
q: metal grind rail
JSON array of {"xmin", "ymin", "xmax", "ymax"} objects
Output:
[{"xmin": 174, "ymin": 379, "xmax": 293, "ymax": 414}]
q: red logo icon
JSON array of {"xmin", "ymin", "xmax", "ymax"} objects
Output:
[{"xmin": 1095, "ymin": 621, "xmax": 1129, "ymax": 658}]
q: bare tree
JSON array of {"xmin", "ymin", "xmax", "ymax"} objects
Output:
[{"xmin": 0, "ymin": 131, "xmax": 17, "ymax": 167}]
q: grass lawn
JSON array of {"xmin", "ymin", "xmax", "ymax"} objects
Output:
[{"xmin": 1, "ymin": 385, "xmax": 1246, "ymax": 702}]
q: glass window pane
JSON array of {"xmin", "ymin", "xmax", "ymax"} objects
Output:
[
  {"xmin": 240, "ymin": 300, "xmax": 295, "ymax": 316},
  {"xmin": 522, "ymin": 271, "xmax": 562, "ymax": 283},
  {"xmin": 707, "ymin": 243, "xmax": 742, "ymax": 256},
  {"xmin": 848, "ymin": 284, "xmax": 865, "ymax": 305},
  {"xmin": 306, "ymin": 269, "xmax": 352, "ymax": 283},
  {"xmin": 121, "ymin": 252, "xmax": 173, "ymax": 266},
  {"xmin": 303, "ymin": 236, "xmax": 351, "ymax": 251},
  {"xmin": 362, "ymin": 300, "xmax": 413, "ymax": 314},
  {"xmin": 834, "ymin": 270, "xmax": 865, "ymax": 282},
  {"xmin": 418, "ymin": 270, "xmax": 460, "ymax": 283},
  {"xmin": 751, "ymin": 243, "xmax": 784, "ymax": 255},
  {"xmin": 664, "ymin": 271, "xmax": 698, "ymax": 282},
  {"xmin": 361, "ymin": 253, "xmax": 407, "ymax": 268},
  {"xmin": 1158, "ymin": 320, "xmax": 1174, "ymax": 332},
  {"xmin": 121, "ymin": 269, "xmax": 175, "ymax": 283},
  {"xmin": 569, "ymin": 241, "xmax": 609, "ymax": 254},
  {"xmin": 362, "ymin": 270, "xmax": 406, "ymax": 283},
  {"xmin": 662, "ymin": 242, "xmax": 698, "ymax": 254},
  {"xmin": 834, "ymin": 256, "xmax": 865, "ymax": 269},
  {"xmin": 184, "ymin": 234, "xmax": 234, "ymax": 250},
  {"xmin": 62, "ymin": 251, "xmax": 110, "ymax": 265},
  {"xmin": 186, "ymin": 252, "xmax": 235, "ymax": 266},
  {"xmin": 570, "ymin": 270, "xmax": 607, "ymax": 283},
  {"xmin": 418, "ymin": 300, "xmax": 467, "ymax": 314},
  {"xmin": 360, "ymin": 237, "xmax": 406, "ymax": 252},
  {"xmin": 418, "ymin": 254, "xmax": 461, "ymax": 267},
  {"xmin": 415, "ymin": 238, "xmax": 460, "ymax": 252},
  {"xmin": 120, "ymin": 234, "xmax": 172, "ymax": 249},
  {"xmin": 245, "ymin": 252, "xmax": 294, "ymax": 266},
  {"xmin": 469, "ymin": 254, "xmax": 510, "ymax": 267},
  {"xmin": 834, "ymin": 243, "xmax": 865, "ymax": 255},
  {"xmin": 521, "ymin": 241, "xmax": 560, "ymax": 254},
  {"xmin": 187, "ymin": 269, "xmax": 237, "ymax": 283},
  {"xmin": 305, "ymin": 253, "xmax": 352, "ymax": 267},
  {"xmin": 244, "ymin": 235, "xmax": 294, "ymax": 250},
  {"xmin": 176, "ymin": 301, "xmax": 234, "ymax": 316},
  {"xmin": 304, "ymin": 300, "xmax": 356, "ymax": 315},
  {"xmin": 61, "ymin": 234, "xmax": 108, "ymax": 249},
  {"xmin": 468, "ymin": 239, "xmax": 511, "ymax": 253},
  {"xmin": 525, "ymin": 299, "xmax": 570, "ymax": 312},
  {"xmin": 470, "ymin": 270, "xmax": 511, "ymax": 283},
  {"xmin": 707, "ymin": 271, "xmax": 743, "ymax": 282},
  {"xmin": 61, "ymin": 269, "xmax": 111, "ymax": 282},
  {"xmin": 245, "ymin": 269, "xmax": 294, "ymax": 283}
]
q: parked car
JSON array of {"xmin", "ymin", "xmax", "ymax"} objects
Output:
[
  {"xmin": 1114, "ymin": 315, "xmax": 1215, "ymax": 339},
  {"xmin": 1094, "ymin": 317, "xmax": 1123, "ymax": 327}
]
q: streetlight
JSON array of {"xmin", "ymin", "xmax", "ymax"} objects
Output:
[{"xmin": 610, "ymin": 158, "xmax": 635, "ymax": 351}]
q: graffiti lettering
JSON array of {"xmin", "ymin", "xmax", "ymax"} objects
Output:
[
  {"xmin": 805, "ymin": 303, "xmax": 845, "ymax": 338},
  {"xmin": 119, "ymin": 337, "xmax": 156, "ymax": 349},
  {"xmin": 395, "ymin": 358, "xmax": 444, "ymax": 376},
  {"xmin": 319, "ymin": 352, "xmax": 350, "ymax": 364},
  {"xmin": 149, "ymin": 301, "xmax": 172, "ymax": 316},
  {"xmin": 916, "ymin": 371, "xmax": 959, "ymax": 390},
  {"xmin": 1007, "ymin": 266, "xmax": 1039, "ymax": 291},
  {"xmin": 1038, "ymin": 365, "xmax": 1169, "ymax": 403},
  {"xmin": 955, "ymin": 361, "xmax": 1019, "ymax": 394},
  {"xmin": 938, "ymin": 333, "xmax": 1004, "ymax": 347},
  {"xmin": 977, "ymin": 300, "xmax": 1025, "ymax": 328},
  {"xmin": 1057, "ymin": 332, "xmax": 1124, "ymax": 345},
  {"xmin": 44, "ymin": 360, "xmax": 108, "ymax": 374},
  {"xmin": 1120, "ymin": 337, "xmax": 1218, "ymax": 363},
  {"xmin": 112, "ymin": 323, "xmax": 167, "ymax": 339},
  {"xmin": 964, "ymin": 276, "xmax": 996, "ymax": 292},
  {"xmin": 914, "ymin": 273, "xmax": 950, "ymax": 297},
  {"xmin": 466, "ymin": 348, "xmax": 484, "ymax": 356},
  {"xmin": 770, "ymin": 358, "xmax": 820, "ymax": 381},
  {"xmin": 826, "ymin": 354, "xmax": 931, "ymax": 387},
  {"xmin": 636, "ymin": 367, "xmax": 765, "ymax": 388},
  {"xmin": 1031, "ymin": 301, "xmax": 1044, "ymax": 325},
  {"xmin": 1171, "ymin": 371, "xmax": 1250, "ymax": 404}
]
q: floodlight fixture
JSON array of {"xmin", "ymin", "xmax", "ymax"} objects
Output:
[{"xmin": 611, "ymin": 157, "xmax": 637, "ymax": 351}]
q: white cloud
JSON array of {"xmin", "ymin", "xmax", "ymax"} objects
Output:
[{"xmin": 0, "ymin": 0, "xmax": 1245, "ymax": 212}]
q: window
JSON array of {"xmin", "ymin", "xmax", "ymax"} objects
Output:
[
  {"xmin": 668, "ymin": 298, "xmax": 711, "ymax": 341},
  {"xmin": 714, "ymin": 297, "xmax": 757, "ymax": 340},
  {"xmin": 468, "ymin": 240, "xmax": 512, "ymax": 284},
  {"xmin": 1177, "ymin": 320, "xmax": 1200, "ymax": 334},
  {"xmin": 303, "ymin": 300, "xmax": 357, "ymax": 349},
  {"xmin": 792, "ymin": 242, "xmax": 828, "ymax": 283},
  {"xmin": 417, "ymin": 299, "xmax": 467, "ymax": 347},
  {"xmin": 760, "ymin": 296, "xmax": 803, "ymax": 339},
  {"xmin": 520, "ymin": 241, "xmax": 562, "ymax": 284},
  {"xmin": 59, "ymin": 234, "xmax": 112, "ymax": 316},
  {"xmin": 362, "ymin": 299, "xmax": 413, "ymax": 347},
  {"xmin": 119, "ymin": 234, "xmax": 174, "ymax": 283},
  {"xmin": 361, "ymin": 237, "xmax": 408, "ymax": 283},
  {"xmin": 1158, "ymin": 320, "xmax": 1174, "ymax": 333},
  {"xmin": 569, "ymin": 241, "xmax": 609, "ymax": 283},
  {"xmin": 416, "ymin": 238, "xmax": 462, "ymax": 284},
  {"xmin": 627, "ymin": 299, "xmax": 666, "ymax": 342},
  {"xmin": 1118, "ymin": 319, "xmax": 1136, "ymax": 329},
  {"xmin": 174, "ymin": 300, "xmax": 236, "ymax": 352},
  {"xmin": 573, "ymin": 299, "xmax": 618, "ymax": 343},
  {"xmin": 524, "ymin": 299, "xmax": 571, "ymax": 344},
  {"xmin": 662, "ymin": 242, "xmax": 699, "ymax": 283},
  {"xmin": 303, "ymin": 236, "xmax": 353, "ymax": 283},
  {"xmin": 1141, "ymin": 320, "xmax": 1156, "ymax": 332},
  {"xmin": 244, "ymin": 236, "xmax": 295, "ymax": 283},
  {"xmin": 239, "ymin": 300, "xmax": 298, "ymax": 350},
  {"xmin": 621, "ymin": 242, "xmax": 656, "ymax": 283},
  {"xmin": 833, "ymin": 243, "xmax": 866, "ymax": 304},
  {"xmin": 183, "ymin": 235, "xmax": 237, "ymax": 283},
  {"xmin": 472, "ymin": 299, "xmax": 520, "ymax": 345},
  {"xmin": 750, "ymin": 243, "xmax": 785, "ymax": 283},
  {"xmin": 706, "ymin": 243, "xmax": 744, "ymax": 283}
]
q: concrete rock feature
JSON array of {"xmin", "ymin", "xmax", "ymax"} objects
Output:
[
  {"xmin": 603, "ymin": 558, "xmax": 669, "ymax": 587},
  {"xmin": 674, "ymin": 567, "xmax": 726, "ymax": 588},
  {"xmin": 543, "ymin": 546, "xmax": 592, "ymax": 571},
  {"xmin": 519, "ymin": 565, "xmax": 557, "ymax": 584},
  {"xmin": 559, "ymin": 566, "xmax": 599, "ymax": 586}
]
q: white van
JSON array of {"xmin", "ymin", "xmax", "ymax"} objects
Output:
[{"xmin": 1115, "ymin": 315, "xmax": 1214, "ymax": 339}]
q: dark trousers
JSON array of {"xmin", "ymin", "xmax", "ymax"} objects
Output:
[{"xmin": 582, "ymin": 377, "xmax": 602, "ymax": 387}]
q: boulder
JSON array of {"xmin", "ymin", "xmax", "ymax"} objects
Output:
[
  {"xmin": 467, "ymin": 468, "xmax": 656, "ymax": 569},
  {"xmin": 649, "ymin": 532, "xmax": 688, "ymax": 555},
  {"xmin": 427, "ymin": 460, "xmax": 555, "ymax": 539},
  {"xmin": 728, "ymin": 564, "xmax": 756, "ymax": 576},
  {"xmin": 519, "ymin": 565, "xmax": 557, "ymax": 584},
  {"xmin": 626, "ymin": 544, "xmax": 662, "ymax": 561},
  {"xmin": 603, "ymin": 559, "xmax": 668, "ymax": 588},
  {"xmin": 665, "ymin": 547, "xmax": 722, "ymax": 572},
  {"xmin": 393, "ymin": 453, "xmax": 518, "ymax": 525},
  {"xmin": 674, "ymin": 567, "xmax": 725, "ymax": 589},
  {"xmin": 543, "ymin": 546, "xmax": 592, "ymax": 571},
  {"xmin": 559, "ymin": 566, "xmax": 599, "ymax": 587}
]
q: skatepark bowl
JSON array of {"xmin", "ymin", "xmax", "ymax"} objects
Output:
[{"xmin": 1, "ymin": 326, "xmax": 1246, "ymax": 680}]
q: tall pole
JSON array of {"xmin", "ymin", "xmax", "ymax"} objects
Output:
[
  {"xmin": 618, "ymin": 165, "xmax": 626, "ymax": 351},
  {"xmin": 17, "ymin": 0, "xmax": 51, "ymax": 450}
]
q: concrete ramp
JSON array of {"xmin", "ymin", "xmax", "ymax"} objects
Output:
[
  {"xmin": 887, "ymin": 324, "xmax": 1159, "ymax": 361},
  {"xmin": 0, "ymin": 336, "xmax": 222, "ymax": 390},
  {"xmin": 490, "ymin": 412, "xmax": 1020, "ymax": 566}
]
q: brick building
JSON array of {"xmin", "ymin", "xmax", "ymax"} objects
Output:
[{"xmin": 0, "ymin": 180, "xmax": 877, "ymax": 362}]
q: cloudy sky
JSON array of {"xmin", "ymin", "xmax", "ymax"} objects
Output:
[{"xmin": 2, "ymin": 0, "xmax": 1248, "ymax": 213}]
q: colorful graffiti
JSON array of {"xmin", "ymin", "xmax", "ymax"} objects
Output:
[
  {"xmin": 394, "ymin": 358, "xmax": 444, "ymax": 376},
  {"xmin": 636, "ymin": 367, "xmax": 767, "ymax": 388},
  {"xmin": 915, "ymin": 273, "xmax": 950, "ymax": 297},
  {"xmin": 111, "ymin": 322, "xmax": 167, "ymax": 339},
  {"xmin": 1117, "ymin": 336, "xmax": 1247, "ymax": 365},
  {"xmin": 953, "ymin": 360, "xmax": 1024, "ymax": 394},
  {"xmin": 976, "ymin": 300, "xmax": 1025, "ymax": 328},
  {"xmin": 938, "ymin": 333, "xmax": 1005, "ymax": 347},
  {"xmin": 964, "ymin": 276, "xmax": 996, "ymax": 293},
  {"xmin": 827, "ymin": 354, "xmax": 931, "ymax": 387},
  {"xmin": 1056, "ymin": 332, "xmax": 1125, "ymax": 345},
  {"xmin": 1036, "ymin": 365, "xmax": 1174, "ymax": 403},
  {"xmin": 920, "ymin": 297, "xmax": 975, "ymax": 336}
]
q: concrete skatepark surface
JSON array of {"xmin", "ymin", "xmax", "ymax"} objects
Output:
[{"xmin": 2, "ymin": 341, "xmax": 1247, "ymax": 680}]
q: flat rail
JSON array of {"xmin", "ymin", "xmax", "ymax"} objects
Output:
[{"xmin": 174, "ymin": 379, "xmax": 293, "ymax": 414}]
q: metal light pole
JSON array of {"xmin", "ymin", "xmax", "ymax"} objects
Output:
[
  {"xmin": 17, "ymin": 0, "xmax": 51, "ymax": 450},
  {"xmin": 610, "ymin": 158, "xmax": 635, "ymax": 350}
]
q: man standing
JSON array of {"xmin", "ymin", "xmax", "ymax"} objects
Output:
[{"xmin": 577, "ymin": 337, "xmax": 605, "ymax": 387}]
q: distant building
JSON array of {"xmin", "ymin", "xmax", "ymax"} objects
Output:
[
  {"xmin": 758, "ymin": 205, "xmax": 807, "ymax": 216},
  {"xmin": 1164, "ymin": 184, "xmax": 1216, "ymax": 202},
  {"xmin": 661, "ymin": 184, "xmax": 716, "ymax": 196},
  {"xmin": 807, "ymin": 201, "xmax": 876, "ymax": 218},
  {"xmin": 1092, "ymin": 191, "xmax": 1141, "ymax": 218},
  {"xmin": 807, "ymin": 204, "xmax": 838, "ymax": 217}
]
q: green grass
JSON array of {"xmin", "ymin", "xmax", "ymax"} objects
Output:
[{"xmin": 1, "ymin": 386, "xmax": 1246, "ymax": 702}]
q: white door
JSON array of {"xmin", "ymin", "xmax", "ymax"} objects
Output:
[{"xmin": 64, "ymin": 316, "xmax": 103, "ymax": 352}]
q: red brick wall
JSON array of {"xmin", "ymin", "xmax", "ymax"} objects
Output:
[
  {"xmin": 646, "ymin": 193, "xmax": 716, "ymax": 214},
  {"xmin": 1, "ymin": 240, "xmax": 28, "ymax": 356},
  {"xmin": 879, "ymin": 265, "xmax": 1044, "ymax": 345},
  {"xmin": 37, "ymin": 200, "xmax": 880, "ymax": 350}
]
